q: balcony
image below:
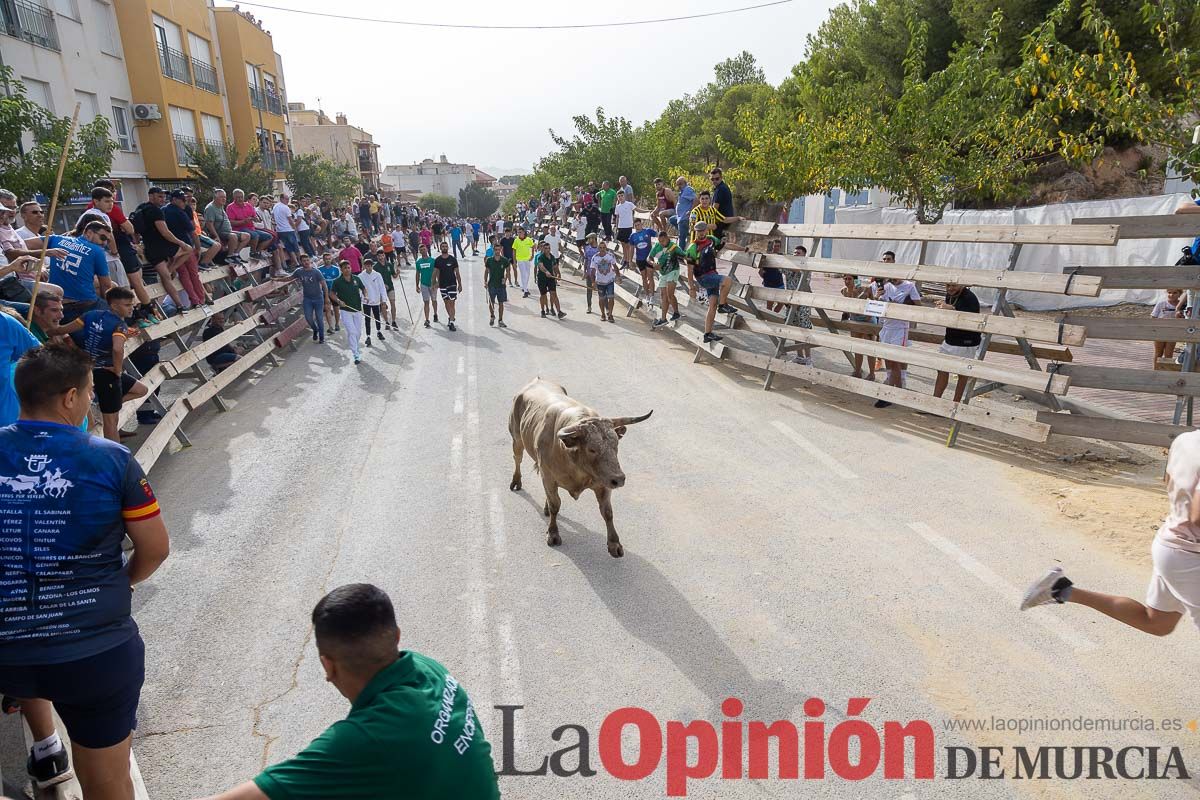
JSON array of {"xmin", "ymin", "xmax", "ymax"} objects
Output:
[
  {"xmin": 174, "ymin": 135, "xmax": 227, "ymax": 166},
  {"xmin": 260, "ymin": 149, "xmax": 290, "ymax": 172},
  {"xmin": 157, "ymin": 42, "xmax": 191, "ymax": 84},
  {"xmin": 248, "ymin": 84, "xmax": 265, "ymax": 110},
  {"xmin": 0, "ymin": 0, "xmax": 59, "ymax": 50},
  {"xmin": 265, "ymin": 92, "xmax": 282, "ymax": 116},
  {"xmin": 192, "ymin": 59, "xmax": 219, "ymax": 93}
]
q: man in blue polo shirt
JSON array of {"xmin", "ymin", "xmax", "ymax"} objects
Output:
[
  {"xmin": 1178, "ymin": 197, "xmax": 1200, "ymax": 257},
  {"xmin": 0, "ymin": 342, "xmax": 170, "ymax": 797},
  {"xmin": 672, "ymin": 176, "xmax": 697, "ymax": 249},
  {"xmin": 48, "ymin": 219, "xmax": 114, "ymax": 323}
]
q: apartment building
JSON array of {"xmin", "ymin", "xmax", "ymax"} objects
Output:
[
  {"xmin": 288, "ymin": 102, "xmax": 380, "ymax": 193},
  {"xmin": 212, "ymin": 5, "xmax": 290, "ymax": 180},
  {"xmin": 1, "ymin": 0, "xmax": 150, "ymax": 205},
  {"xmin": 383, "ymin": 155, "xmax": 495, "ymax": 201}
]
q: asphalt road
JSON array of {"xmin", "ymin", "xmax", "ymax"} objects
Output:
[{"xmin": 133, "ymin": 252, "xmax": 1200, "ymax": 800}]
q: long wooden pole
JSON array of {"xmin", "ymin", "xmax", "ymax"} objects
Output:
[{"xmin": 24, "ymin": 102, "xmax": 80, "ymax": 329}]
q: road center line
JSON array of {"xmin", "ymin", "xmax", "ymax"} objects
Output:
[
  {"xmin": 906, "ymin": 522, "xmax": 1097, "ymax": 652},
  {"xmin": 769, "ymin": 420, "xmax": 858, "ymax": 479}
]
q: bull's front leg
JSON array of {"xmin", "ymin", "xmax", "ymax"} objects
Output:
[
  {"xmin": 542, "ymin": 476, "xmax": 562, "ymax": 547},
  {"xmin": 509, "ymin": 435, "xmax": 523, "ymax": 492},
  {"xmin": 594, "ymin": 487, "xmax": 623, "ymax": 558}
]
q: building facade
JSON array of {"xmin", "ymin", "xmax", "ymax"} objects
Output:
[
  {"xmin": 2, "ymin": 0, "xmax": 151, "ymax": 205},
  {"xmin": 288, "ymin": 103, "xmax": 380, "ymax": 193},
  {"xmin": 383, "ymin": 155, "xmax": 494, "ymax": 201}
]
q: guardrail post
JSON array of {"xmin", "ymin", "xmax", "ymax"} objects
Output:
[{"xmin": 1173, "ymin": 300, "xmax": 1199, "ymax": 426}]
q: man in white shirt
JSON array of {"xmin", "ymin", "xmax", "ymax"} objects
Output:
[
  {"xmin": 272, "ymin": 193, "xmax": 300, "ymax": 268},
  {"xmin": 358, "ymin": 259, "xmax": 389, "ymax": 347},
  {"xmin": 542, "ymin": 228, "xmax": 561, "ymax": 259},
  {"xmin": 873, "ymin": 251, "xmax": 920, "ymax": 408},
  {"xmin": 1023, "ymin": 429, "xmax": 1200, "ymax": 637},
  {"xmin": 614, "ymin": 196, "xmax": 639, "ymax": 267}
]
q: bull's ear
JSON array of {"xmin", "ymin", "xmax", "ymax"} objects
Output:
[
  {"xmin": 614, "ymin": 426, "xmax": 627, "ymax": 438},
  {"xmin": 558, "ymin": 425, "xmax": 583, "ymax": 448}
]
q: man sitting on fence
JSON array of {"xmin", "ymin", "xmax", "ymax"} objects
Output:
[
  {"xmin": 199, "ymin": 583, "xmax": 500, "ymax": 800},
  {"xmin": 205, "ymin": 190, "xmax": 249, "ymax": 267},
  {"xmin": 932, "ymin": 282, "xmax": 981, "ymax": 402}
]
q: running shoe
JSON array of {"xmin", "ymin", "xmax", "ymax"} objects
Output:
[
  {"xmin": 653, "ymin": 319, "xmax": 668, "ymax": 328},
  {"xmin": 670, "ymin": 312, "xmax": 681, "ymax": 321},
  {"xmin": 498, "ymin": 321, "xmax": 507, "ymax": 328},
  {"xmin": 1020, "ymin": 566, "xmax": 1072, "ymax": 610},
  {"xmin": 433, "ymin": 314, "xmax": 439, "ymax": 322},
  {"xmin": 541, "ymin": 310, "xmax": 547, "ymax": 318},
  {"xmin": 523, "ymin": 292, "xmax": 531, "ymax": 299},
  {"xmin": 378, "ymin": 332, "xmax": 386, "ymax": 341},
  {"xmin": 319, "ymin": 338, "xmax": 325, "ymax": 344},
  {"xmin": 489, "ymin": 317, "xmax": 495, "ymax": 326},
  {"xmin": 27, "ymin": 746, "xmax": 70, "ymax": 788},
  {"xmin": 792, "ymin": 355, "xmax": 813, "ymax": 366},
  {"xmin": 702, "ymin": 332, "xmax": 722, "ymax": 343},
  {"xmin": 424, "ymin": 320, "xmax": 431, "ymax": 328},
  {"xmin": 312, "ymin": 331, "xmax": 318, "ymax": 342},
  {"xmin": 365, "ymin": 337, "xmax": 372, "ymax": 347},
  {"xmin": 717, "ymin": 303, "xmax": 739, "ymax": 315},
  {"xmin": 873, "ymin": 400, "xmax": 892, "ymax": 409},
  {"xmin": 448, "ymin": 322, "xmax": 457, "ymax": 332},
  {"xmin": 557, "ymin": 311, "xmax": 566, "ymax": 319},
  {"xmin": 354, "ymin": 356, "xmax": 361, "ymax": 364}
]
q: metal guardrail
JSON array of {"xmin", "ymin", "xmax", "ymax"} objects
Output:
[
  {"xmin": 265, "ymin": 92, "xmax": 282, "ymax": 116},
  {"xmin": 0, "ymin": 0, "xmax": 58, "ymax": 50},
  {"xmin": 192, "ymin": 59, "xmax": 219, "ymax": 93},
  {"xmin": 173, "ymin": 134, "xmax": 198, "ymax": 166},
  {"xmin": 248, "ymin": 83, "xmax": 265, "ymax": 110},
  {"xmin": 157, "ymin": 42, "xmax": 191, "ymax": 84}
]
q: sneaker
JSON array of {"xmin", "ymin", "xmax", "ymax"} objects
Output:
[
  {"xmin": 717, "ymin": 303, "xmax": 739, "ymax": 315},
  {"xmin": 365, "ymin": 337, "xmax": 372, "ymax": 347},
  {"xmin": 137, "ymin": 410, "xmax": 163, "ymax": 425},
  {"xmin": 523, "ymin": 292, "xmax": 531, "ymax": 299},
  {"xmin": 27, "ymin": 745, "xmax": 70, "ymax": 788},
  {"xmin": 319, "ymin": 337, "xmax": 325, "ymax": 344},
  {"xmin": 489, "ymin": 317, "xmax": 495, "ymax": 326},
  {"xmin": 448, "ymin": 322, "xmax": 457, "ymax": 332},
  {"xmin": 498, "ymin": 321, "xmax": 507, "ymax": 328},
  {"xmin": 333, "ymin": 325, "xmax": 340, "ymax": 332},
  {"xmin": 433, "ymin": 314, "xmax": 439, "ymax": 322},
  {"xmin": 670, "ymin": 312, "xmax": 681, "ymax": 321},
  {"xmin": 586, "ymin": 308, "xmax": 593, "ymax": 314},
  {"xmin": 541, "ymin": 310, "xmax": 547, "ymax": 318},
  {"xmin": 874, "ymin": 400, "xmax": 892, "ymax": 409},
  {"xmin": 312, "ymin": 331, "xmax": 318, "ymax": 342},
  {"xmin": 607, "ymin": 316, "xmax": 616, "ymax": 324},
  {"xmin": 653, "ymin": 319, "xmax": 668, "ymax": 328},
  {"xmin": 390, "ymin": 324, "xmax": 399, "ymax": 331},
  {"xmin": 791, "ymin": 355, "xmax": 813, "ymax": 366},
  {"xmin": 702, "ymin": 332, "xmax": 722, "ymax": 343},
  {"xmin": 424, "ymin": 320, "xmax": 431, "ymax": 328},
  {"xmin": 378, "ymin": 332, "xmax": 386, "ymax": 341},
  {"xmin": 557, "ymin": 311, "xmax": 566, "ymax": 319},
  {"xmin": 354, "ymin": 356, "xmax": 361, "ymax": 364},
  {"xmin": 1020, "ymin": 567, "xmax": 1072, "ymax": 610}
]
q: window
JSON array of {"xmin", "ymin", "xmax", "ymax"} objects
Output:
[
  {"xmin": 94, "ymin": 0, "xmax": 120, "ymax": 56},
  {"xmin": 151, "ymin": 14, "xmax": 181, "ymax": 50},
  {"xmin": 169, "ymin": 106, "xmax": 198, "ymax": 166},
  {"xmin": 200, "ymin": 113, "xmax": 222, "ymax": 142},
  {"xmin": 245, "ymin": 62, "xmax": 260, "ymax": 87},
  {"xmin": 187, "ymin": 33, "xmax": 211, "ymax": 65},
  {"xmin": 21, "ymin": 78, "xmax": 53, "ymax": 114},
  {"xmin": 51, "ymin": 0, "xmax": 78, "ymax": 21},
  {"xmin": 110, "ymin": 101, "xmax": 133, "ymax": 151},
  {"xmin": 74, "ymin": 90, "xmax": 100, "ymax": 123}
]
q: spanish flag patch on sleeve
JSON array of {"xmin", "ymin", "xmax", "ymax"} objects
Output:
[{"xmin": 122, "ymin": 498, "xmax": 161, "ymax": 521}]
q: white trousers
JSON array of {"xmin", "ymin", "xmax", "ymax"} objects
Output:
[
  {"xmin": 340, "ymin": 309, "xmax": 363, "ymax": 357},
  {"xmin": 518, "ymin": 260, "xmax": 532, "ymax": 292}
]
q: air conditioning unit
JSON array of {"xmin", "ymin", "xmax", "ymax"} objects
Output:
[{"xmin": 132, "ymin": 103, "xmax": 161, "ymax": 121}]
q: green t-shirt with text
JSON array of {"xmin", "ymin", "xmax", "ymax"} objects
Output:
[
  {"xmin": 254, "ymin": 651, "xmax": 499, "ymax": 800},
  {"xmin": 650, "ymin": 241, "xmax": 682, "ymax": 276},
  {"xmin": 416, "ymin": 257, "xmax": 436, "ymax": 287},
  {"xmin": 597, "ymin": 188, "xmax": 618, "ymax": 214},
  {"xmin": 331, "ymin": 275, "xmax": 365, "ymax": 312},
  {"xmin": 485, "ymin": 256, "xmax": 509, "ymax": 290},
  {"xmin": 376, "ymin": 261, "xmax": 395, "ymax": 290}
]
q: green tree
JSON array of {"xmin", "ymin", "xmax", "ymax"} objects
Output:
[
  {"xmin": 422, "ymin": 192, "xmax": 457, "ymax": 216},
  {"xmin": 184, "ymin": 143, "xmax": 274, "ymax": 206},
  {"xmin": 286, "ymin": 153, "xmax": 361, "ymax": 202},
  {"xmin": 458, "ymin": 184, "xmax": 499, "ymax": 218},
  {"xmin": 0, "ymin": 66, "xmax": 117, "ymax": 206}
]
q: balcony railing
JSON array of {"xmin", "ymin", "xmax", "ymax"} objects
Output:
[
  {"xmin": 260, "ymin": 149, "xmax": 290, "ymax": 172},
  {"xmin": 1, "ymin": 0, "xmax": 59, "ymax": 50},
  {"xmin": 175, "ymin": 135, "xmax": 228, "ymax": 166},
  {"xmin": 157, "ymin": 42, "xmax": 191, "ymax": 84},
  {"xmin": 248, "ymin": 84, "xmax": 265, "ymax": 110},
  {"xmin": 192, "ymin": 59, "xmax": 219, "ymax": 93},
  {"xmin": 265, "ymin": 92, "xmax": 282, "ymax": 116}
]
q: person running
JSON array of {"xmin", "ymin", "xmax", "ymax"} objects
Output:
[
  {"xmin": 534, "ymin": 241, "xmax": 565, "ymax": 319},
  {"xmin": 415, "ymin": 244, "xmax": 439, "ymax": 328},
  {"xmin": 431, "ymin": 243, "xmax": 462, "ymax": 332},
  {"xmin": 511, "ymin": 227, "xmax": 535, "ymax": 298},
  {"xmin": 628, "ymin": 217, "xmax": 657, "ymax": 307},
  {"xmin": 376, "ymin": 255, "xmax": 400, "ymax": 332},
  {"xmin": 1022, "ymin": 429, "xmax": 1200, "ymax": 639},
  {"xmin": 591, "ymin": 240, "xmax": 620, "ymax": 323},
  {"xmin": 285, "ymin": 253, "xmax": 329, "ymax": 343},
  {"xmin": 330, "ymin": 261, "xmax": 367, "ymax": 364},
  {"xmin": 450, "ymin": 222, "xmax": 465, "ymax": 258},
  {"xmin": 484, "ymin": 246, "xmax": 510, "ymax": 328},
  {"xmin": 684, "ymin": 221, "xmax": 739, "ymax": 343},
  {"xmin": 359, "ymin": 259, "xmax": 388, "ymax": 347},
  {"xmin": 649, "ymin": 230, "xmax": 683, "ymax": 328},
  {"xmin": 58, "ymin": 286, "xmax": 148, "ymax": 442}
]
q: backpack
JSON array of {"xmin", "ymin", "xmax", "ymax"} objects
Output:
[
  {"xmin": 130, "ymin": 202, "xmax": 153, "ymax": 237},
  {"xmin": 695, "ymin": 240, "xmax": 718, "ymax": 275},
  {"xmin": 1178, "ymin": 246, "xmax": 1198, "ymax": 267}
]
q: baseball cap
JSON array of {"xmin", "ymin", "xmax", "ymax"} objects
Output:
[
  {"xmin": 148, "ymin": 186, "xmax": 165, "ymax": 195},
  {"xmin": 169, "ymin": 189, "xmax": 186, "ymax": 199},
  {"xmin": 694, "ymin": 221, "xmax": 710, "ymax": 232}
]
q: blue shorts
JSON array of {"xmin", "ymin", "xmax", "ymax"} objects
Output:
[
  {"xmin": 698, "ymin": 271, "xmax": 723, "ymax": 297},
  {"xmin": 0, "ymin": 632, "xmax": 145, "ymax": 748},
  {"xmin": 488, "ymin": 286, "xmax": 508, "ymax": 303},
  {"xmin": 246, "ymin": 229, "xmax": 272, "ymax": 245},
  {"xmin": 597, "ymin": 282, "xmax": 615, "ymax": 299},
  {"xmin": 278, "ymin": 230, "xmax": 300, "ymax": 254}
]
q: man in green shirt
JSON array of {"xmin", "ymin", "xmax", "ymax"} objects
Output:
[
  {"xmin": 199, "ymin": 584, "xmax": 500, "ymax": 800},
  {"xmin": 330, "ymin": 261, "xmax": 366, "ymax": 364},
  {"xmin": 596, "ymin": 180, "xmax": 618, "ymax": 241},
  {"xmin": 375, "ymin": 257, "xmax": 400, "ymax": 332},
  {"xmin": 684, "ymin": 221, "xmax": 739, "ymax": 343},
  {"xmin": 534, "ymin": 241, "xmax": 564, "ymax": 319},
  {"xmin": 649, "ymin": 230, "xmax": 683, "ymax": 328},
  {"xmin": 414, "ymin": 244, "xmax": 438, "ymax": 329},
  {"xmin": 484, "ymin": 249, "xmax": 510, "ymax": 328}
]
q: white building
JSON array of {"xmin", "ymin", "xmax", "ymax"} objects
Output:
[
  {"xmin": 1, "ymin": 0, "xmax": 150, "ymax": 208},
  {"xmin": 383, "ymin": 154, "xmax": 495, "ymax": 201}
]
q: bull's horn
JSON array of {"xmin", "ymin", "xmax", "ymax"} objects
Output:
[{"xmin": 608, "ymin": 410, "xmax": 653, "ymax": 428}]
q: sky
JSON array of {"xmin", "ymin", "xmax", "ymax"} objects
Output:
[{"xmin": 217, "ymin": 0, "xmax": 840, "ymax": 177}]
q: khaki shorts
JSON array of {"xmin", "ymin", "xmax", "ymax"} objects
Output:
[{"xmin": 420, "ymin": 285, "xmax": 434, "ymax": 301}]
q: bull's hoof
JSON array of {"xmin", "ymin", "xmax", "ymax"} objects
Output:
[
  {"xmin": 510, "ymin": 478, "xmax": 522, "ymax": 492},
  {"xmin": 546, "ymin": 530, "xmax": 562, "ymax": 547},
  {"xmin": 608, "ymin": 541, "xmax": 625, "ymax": 558}
]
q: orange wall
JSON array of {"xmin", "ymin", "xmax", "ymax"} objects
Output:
[{"xmin": 213, "ymin": 9, "xmax": 288, "ymax": 172}]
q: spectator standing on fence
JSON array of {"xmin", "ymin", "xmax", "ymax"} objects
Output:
[
  {"xmin": 597, "ymin": 181, "xmax": 618, "ymax": 241},
  {"xmin": 0, "ymin": 342, "xmax": 169, "ymax": 799},
  {"xmin": 359, "ymin": 259, "xmax": 388, "ymax": 347},
  {"xmin": 132, "ymin": 187, "xmax": 191, "ymax": 313},
  {"xmin": 1152, "ymin": 289, "xmax": 1184, "ymax": 369},
  {"xmin": 1022, "ymin": 429, "xmax": 1200, "ymax": 638},
  {"xmin": 199, "ymin": 584, "xmax": 499, "ymax": 800},
  {"xmin": 60, "ymin": 287, "xmax": 148, "ymax": 442},
  {"xmin": 933, "ymin": 282, "xmax": 981, "ymax": 402},
  {"xmin": 685, "ymin": 222, "xmax": 739, "ymax": 343},
  {"xmin": 873, "ymin": 251, "xmax": 921, "ymax": 408},
  {"xmin": 591, "ymin": 240, "xmax": 620, "ymax": 323},
  {"xmin": 650, "ymin": 230, "xmax": 683, "ymax": 328},
  {"xmin": 431, "ymin": 242, "xmax": 462, "ymax": 332},
  {"xmin": 272, "ymin": 193, "xmax": 300, "ymax": 269},
  {"xmin": 331, "ymin": 261, "xmax": 367, "ymax": 364},
  {"xmin": 672, "ymin": 177, "xmax": 697, "ymax": 250},
  {"xmin": 841, "ymin": 273, "xmax": 877, "ymax": 381}
]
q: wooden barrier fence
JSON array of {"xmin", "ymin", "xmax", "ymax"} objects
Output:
[{"xmin": 550, "ymin": 206, "xmax": 1200, "ymax": 449}]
